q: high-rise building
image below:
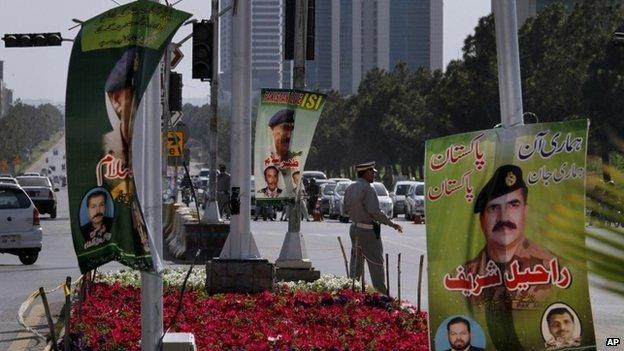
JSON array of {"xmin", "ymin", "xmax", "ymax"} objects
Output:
[
  {"xmin": 219, "ymin": 0, "xmax": 288, "ymax": 100},
  {"xmin": 305, "ymin": 0, "xmax": 443, "ymax": 95},
  {"xmin": 389, "ymin": 0, "xmax": 443, "ymax": 72},
  {"xmin": 218, "ymin": 0, "xmax": 442, "ymax": 97}
]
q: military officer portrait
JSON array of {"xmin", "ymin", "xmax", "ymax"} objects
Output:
[
  {"xmin": 343, "ymin": 161, "xmax": 403, "ymax": 295},
  {"xmin": 267, "ymin": 109, "xmax": 296, "ymax": 162},
  {"xmin": 103, "ymin": 46, "xmax": 139, "ymax": 168},
  {"xmin": 462, "ymin": 164, "xmax": 559, "ymax": 306}
]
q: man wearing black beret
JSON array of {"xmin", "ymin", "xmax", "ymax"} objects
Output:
[
  {"xmin": 103, "ymin": 47, "xmax": 139, "ymax": 167},
  {"xmin": 268, "ymin": 109, "xmax": 295, "ymax": 162},
  {"xmin": 463, "ymin": 164, "xmax": 557, "ymax": 306}
]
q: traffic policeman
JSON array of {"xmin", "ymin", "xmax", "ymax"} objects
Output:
[{"xmin": 344, "ymin": 161, "xmax": 403, "ymax": 294}]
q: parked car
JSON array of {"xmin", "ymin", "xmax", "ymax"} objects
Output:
[
  {"xmin": 373, "ymin": 182, "xmax": 394, "ymax": 218},
  {"xmin": 328, "ymin": 178, "xmax": 350, "ymax": 183},
  {"xmin": 314, "ymin": 179, "xmax": 334, "ymax": 187},
  {"xmin": 331, "ymin": 181, "xmax": 353, "ymax": 220},
  {"xmin": 405, "ymin": 182, "xmax": 425, "ymax": 221},
  {"xmin": 23, "ymin": 172, "xmax": 41, "ymax": 177},
  {"xmin": 339, "ymin": 182, "xmax": 393, "ymax": 222},
  {"xmin": 0, "ymin": 183, "xmax": 43, "ymax": 264},
  {"xmin": 391, "ymin": 181, "xmax": 419, "ymax": 217},
  {"xmin": 0, "ymin": 177, "xmax": 18, "ymax": 185},
  {"xmin": 15, "ymin": 176, "xmax": 59, "ymax": 218},
  {"xmin": 319, "ymin": 182, "xmax": 337, "ymax": 217},
  {"xmin": 302, "ymin": 171, "xmax": 327, "ymax": 181}
]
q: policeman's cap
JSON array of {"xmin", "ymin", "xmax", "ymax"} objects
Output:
[
  {"xmin": 268, "ymin": 109, "xmax": 295, "ymax": 127},
  {"xmin": 474, "ymin": 164, "xmax": 528, "ymax": 213},
  {"xmin": 355, "ymin": 161, "xmax": 378, "ymax": 173},
  {"xmin": 105, "ymin": 47, "xmax": 138, "ymax": 93}
]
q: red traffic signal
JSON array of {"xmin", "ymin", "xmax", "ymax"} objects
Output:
[{"xmin": 2, "ymin": 32, "xmax": 63, "ymax": 47}]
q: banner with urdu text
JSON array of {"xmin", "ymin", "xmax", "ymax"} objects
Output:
[
  {"xmin": 425, "ymin": 119, "xmax": 595, "ymax": 350},
  {"xmin": 253, "ymin": 89, "xmax": 326, "ymax": 204},
  {"xmin": 65, "ymin": 1, "xmax": 190, "ymax": 273}
]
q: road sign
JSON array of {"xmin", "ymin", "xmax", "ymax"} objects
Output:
[
  {"xmin": 171, "ymin": 46, "xmax": 184, "ymax": 69},
  {"xmin": 167, "ymin": 131, "xmax": 184, "ymax": 156}
]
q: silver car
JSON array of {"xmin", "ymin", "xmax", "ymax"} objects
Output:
[
  {"xmin": 405, "ymin": 182, "xmax": 425, "ymax": 221},
  {"xmin": 331, "ymin": 181, "xmax": 352, "ymax": 220},
  {"xmin": 391, "ymin": 181, "xmax": 419, "ymax": 217},
  {"xmin": 339, "ymin": 182, "xmax": 393, "ymax": 222}
]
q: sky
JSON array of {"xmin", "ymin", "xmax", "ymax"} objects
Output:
[{"xmin": 0, "ymin": 0, "xmax": 490, "ymax": 103}]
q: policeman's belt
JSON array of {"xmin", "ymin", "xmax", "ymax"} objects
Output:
[{"xmin": 354, "ymin": 222, "xmax": 374, "ymax": 230}]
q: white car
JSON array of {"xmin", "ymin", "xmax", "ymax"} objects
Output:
[
  {"xmin": 16, "ymin": 176, "xmax": 59, "ymax": 218},
  {"xmin": 0, "ymin": 177, "xmax": 18, "ymax": 185},
  {"xmin": 0, "ymin": 183, "xmax": 43, "ymax": 265},
  {"xmin": 339, "ymin": 182, "xmax": 393, "ymax": 222},
  {"xmin": 391, "ymin": 180, "xmax": 419, "ymax": 217}
]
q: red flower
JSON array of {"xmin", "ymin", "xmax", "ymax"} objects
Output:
[{"xmin": 69, "ymin": 283, "xmax": 429, "ymax": 350}]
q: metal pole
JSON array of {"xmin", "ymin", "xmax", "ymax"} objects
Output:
[
  {"xmin": 287, "ymin": 0, "xmax": 309, "ymax": 232},
  {"xmin": 219, "ymin": 0, "xmax": 260, "ymax": 259},
  {"xmin": 203, "ymin": 0, "xmax": 222, "ymax": 222},
  {"xmin": 492, "ymin": 0, "xmax": 524, "ymax": 127},
  {"xmin": 276, "ymin": 0, "xmax": 313, "ymax": 271},
  {"xmin": 141, "ymin": 18, "xmax": 165, "ymax": 350}
]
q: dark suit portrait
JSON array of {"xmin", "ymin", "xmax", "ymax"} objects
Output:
[{"xmin": 80, "ymin": 190, "xmax": 114, "ymax": 241}]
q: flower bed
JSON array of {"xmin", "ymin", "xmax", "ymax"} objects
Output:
[{"xmin": 65, "ymin": 268, "xmax": 429, "ymax": 350}]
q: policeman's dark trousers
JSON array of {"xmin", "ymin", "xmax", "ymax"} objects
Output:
[{"xmin": 349, "ymin": 225, "xmax": 387, "ymax": 295}]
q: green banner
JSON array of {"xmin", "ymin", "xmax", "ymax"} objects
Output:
[
  {"xmin": 253, "ymin": 89, "xmax": 327, "ymax": 204},
  {"xmin": 65, "ymin": 1, "xmax": 190, "ymax": 274},
  {"xmin": 425, "ymin": 120, "xmax": 595, "ymax": 350}
]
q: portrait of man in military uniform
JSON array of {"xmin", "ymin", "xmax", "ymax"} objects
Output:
[
  {"xmin": 103, "ymin": 46, "xmax": 139, "ymax": 168},
  {"xmin": 98, "ymin": 46, "xmax": 151, "ymax": 258},
  {"xmin": 462, "ymin": 164, "xmax": 559, "ymax": 305},
  {"xmin": 268, "ymin": 109, "xmax": 295, "ymax": 162}
]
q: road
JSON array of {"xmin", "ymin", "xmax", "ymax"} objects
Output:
[{"xmin": 0, "ymin": 194, "xmax": 622, "ymax": 349}]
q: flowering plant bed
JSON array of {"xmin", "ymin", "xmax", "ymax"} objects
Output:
[{"xmin": 65, "ymin": 268, "xmax": 429, "ymax": 350}]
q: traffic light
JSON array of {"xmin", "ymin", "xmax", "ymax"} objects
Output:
[
  {"xmin": 169, "ymin": 72, "xmax": 183, "ymax": 112},
  {"xmin": 192, "ymin": 20, "xmax": 213, "ymax": 80},
  {"xmin": 2, "ymin": 33, "xmax": 62, "ymax": 47},
  {"xmin": 284, "ymin": 0, "xmax": 315, "ymax": 60}
]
